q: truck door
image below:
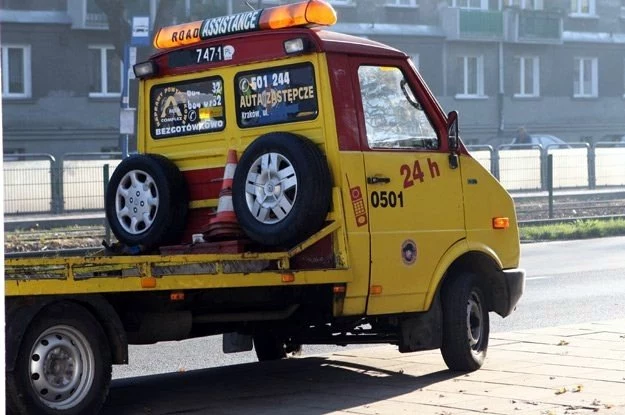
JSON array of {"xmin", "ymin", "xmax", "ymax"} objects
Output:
[{"xmin": 354, "ymin": 63, "xmax": 466, "ymax": 315}]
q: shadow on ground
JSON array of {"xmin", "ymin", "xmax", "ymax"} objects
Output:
[{"xmin": 102, "ymin": 356, "xmax": 461, "ymax": 415}]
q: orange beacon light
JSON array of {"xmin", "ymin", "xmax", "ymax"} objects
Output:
[{"xmin": 153, "ymin": 0, "xmax": 337, "ymax": 50}]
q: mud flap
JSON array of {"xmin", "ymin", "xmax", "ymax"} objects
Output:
[
  {"xmin": 398, "ymin": 297, "xmax": 443, "ymax": 353},
  {"xmin": 223, "ymin": 332, "xmax": 253, "ymax": 353}
]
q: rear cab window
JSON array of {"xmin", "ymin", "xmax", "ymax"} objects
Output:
[
  {"xmin": 150, "ymin": 77, "xmax": 225, "ymax": 139},
  {"xmin": 235, "ymin": 63, "xmax": 318, "ymax": 128}
]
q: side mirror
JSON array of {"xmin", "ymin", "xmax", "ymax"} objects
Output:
[{"xmin": 447, "ymin": 110, "xmax": 459, "ymax": 152}]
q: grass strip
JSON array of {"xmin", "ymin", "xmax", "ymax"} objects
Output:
[{"xmin": 520, "ymin": 218, "xmax": 625, "ymax": 241}]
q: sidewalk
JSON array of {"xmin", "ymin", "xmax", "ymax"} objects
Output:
[{"xmin": 103, "ymin": 319, "xmax": 625, "ymax": 415}]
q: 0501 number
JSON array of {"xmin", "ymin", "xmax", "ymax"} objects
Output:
[{"xmin": 370, "ymin": 191, "xmax": 404, "ymax": 208}]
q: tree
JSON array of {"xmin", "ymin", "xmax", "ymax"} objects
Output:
[
  {"xmin": 94, "ymin": 0, "xmax": 229, "ymax": 60},
  {"xmin": 93, "ymin": 0, "xmax": 131, "ymax": 60}
]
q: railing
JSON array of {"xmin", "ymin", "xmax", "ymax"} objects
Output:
[
  {"xmin": 4, "ymin": 153, "xmax": 121, "ymax": 215},
  {"xmin": 459, "ymin": 9, "xmax": 503, "ymax": 38},
  {"xmin": 3, "ymin": 147, "xmax": 625, "ymax": 216},
  {"xmin": 467, "ymin": 143, "xmax": 625, "ymax": 191},
  {"xmin": 518, "ymin": 9, "xmax": 561, "ymax": 41}
]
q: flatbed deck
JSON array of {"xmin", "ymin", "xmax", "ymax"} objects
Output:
[{"xmin": 5, "ymin": 220, "xmax": 350, "ymax": 296}]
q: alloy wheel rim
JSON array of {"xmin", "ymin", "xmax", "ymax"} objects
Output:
[
  {"xmin": 244, "ymin": 152, "xmax": 298, "ymax": 225},
  {"xmin": 115, "ymin": 169, "xmax": 159, "ymax": 234}
]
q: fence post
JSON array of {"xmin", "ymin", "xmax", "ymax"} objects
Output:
[
  {"xmin": 492, "ymin": 147, "xmax": 500, "ymax": 180},
  {"xmin": 540, "ymin": 146, "xmax": 548, "ymax": 191},
  {"xmin": 588, "ymin": 145, "xmax": 596, "ymax": 189},
  {"xmin": 103, "ymin": 164, "xmax": 111, "ymax": 246},
  {"xmin": 547, "ymin": 154, "xmax": 554, "ymax": 219},
  {"xmin": 51, "ymin": 158, "xmax": 64, "ymax": 214}
]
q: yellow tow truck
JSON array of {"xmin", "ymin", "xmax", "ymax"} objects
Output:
[{"xmin": 5, "ymin": 2, "xmax": 524, "ymax": 414}]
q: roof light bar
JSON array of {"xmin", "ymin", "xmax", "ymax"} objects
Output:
[{"xmin": 153, "ymin": 0, "xmax": 337, "ymax": 50}]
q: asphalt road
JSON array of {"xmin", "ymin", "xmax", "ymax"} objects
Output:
[{"xmin": 111, "ymin": 236, "xmax": 625, "ymax": 381}]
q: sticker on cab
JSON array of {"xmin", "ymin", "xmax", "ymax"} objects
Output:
[
  {"xmin": 150, "ymin": 77, "xmax": 225, "ymax": 139},
  {"xmin": 401, "ymin": 239, "xmax": 417, "ymax": 266}
]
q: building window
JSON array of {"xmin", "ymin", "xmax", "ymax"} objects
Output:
[
  {"xmin": 570, "ymin": 0, "xmax": 595, "ymax": 16},
  {"xmin": 456, "ymin": 56, "xmax": 485, "ymax": 98},
  {"xmin": 514, "ymin": 56, "xmax": 540, "ymax": 97},
  {"xmin": 88, "ymin": 46, "xmax": 121, "ymax": 97},
  {"xmin": 448, "ymin": 0, "xmax": 488, "ymax": 9},
  {"xmin": 507, "ymin": 0, "xmax": 543, "ymax": 9},
  {"xmin": 386, "ymin": 0, "xmax": 417, "ymax": 6},
  {"xmin": 1, "ymin": 45, "xmax": 32, "ymax": 98},
  {"xmin": 573, "ymin": 57, "xmax": 597, "ymax": 98}
]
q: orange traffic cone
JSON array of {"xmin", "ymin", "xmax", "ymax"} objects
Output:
[{"xmin": 203, "ymin": 149, "xmax": 244, "ymax": 241}]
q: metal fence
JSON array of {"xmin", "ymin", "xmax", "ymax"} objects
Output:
[
  {"xmin": 467, "ymin": 142, "xmax": 625, "ymax": 191},
  {"xmin": 4, "ymin": 153, "xmax": 121, "ymax": 215},
  {"xmin": 3, "ymin": 146, "xmax": 625, "ymax": 216}
]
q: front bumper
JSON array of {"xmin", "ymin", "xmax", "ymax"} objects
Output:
[{"xmin": 497, "ymin": 268, "xmax": 526, "ymax": 318}]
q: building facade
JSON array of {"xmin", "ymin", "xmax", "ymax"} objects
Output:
[{"xmin": 2, "ymin": 0, "xmax": 625, "ymax": 159}]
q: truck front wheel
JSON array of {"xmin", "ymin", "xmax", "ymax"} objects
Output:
[
  {"xmin": 440, "ymin": 272, "xmax": 489, "ymax": 372},
  {"xmin": 6, "ymin": 302, "xmax": 112, "ymax": 415}
]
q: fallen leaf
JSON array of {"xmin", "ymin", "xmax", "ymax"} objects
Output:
[
  {"xmin": 555, "ymin": 387, "xmax": 568, "ymax": 395},
  {"xmin": 572, "ymin": 385, "xmax": 583, "ymax": 393}
]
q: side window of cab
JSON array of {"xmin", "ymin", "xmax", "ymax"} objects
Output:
[{"xmin": 357, "ymin": 66, "xmax": 438, "ymax": 150}]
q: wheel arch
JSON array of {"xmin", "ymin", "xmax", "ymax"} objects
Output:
[
  {"xmin": 425, "ymin": 240, "xmax": 508, "ymax": 316},
  {"xmin": 5, "ymin": 295, "xmax": 128, "ymax": 372}
]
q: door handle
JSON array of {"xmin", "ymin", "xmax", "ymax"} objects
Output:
[{"xmin": 367, "ymin": 176, "xmax": 391, "ymax": 185}]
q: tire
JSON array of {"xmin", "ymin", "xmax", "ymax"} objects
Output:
[
  {"xmin": 232, "ymin": 133, "xmax": 332, "ymax": 248},
  {"xmin": 105, "ymin": 154, "xmax": 188, "ymax": 252},
  {"xmin": 440, "ymin": 272, "xmax": 489, "ymax": 372},
  {"xmin": 253, "ymin": 332, "xmax": 301, "ymax": 362},
  {"xmin": 6, "ymin": 302, "xmax": 112, "ymax": 415}
]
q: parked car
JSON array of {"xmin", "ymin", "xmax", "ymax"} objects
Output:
[{"xmin": 510, "ymin": 134, "xmax": 571, "ymax": 148}]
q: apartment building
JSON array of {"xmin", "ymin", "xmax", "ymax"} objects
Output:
[{"xmin": 2, "ymin": 0, "xmax": 624, "ymax": 159}]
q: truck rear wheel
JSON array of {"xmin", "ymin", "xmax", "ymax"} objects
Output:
[
  {"xmin": 105, "ymin": 154, "xmax": 188, "ymax": 252},
  {"xmin": 233, "ymin": 133, "xmax": 331, "ymax": 248},
  {"xmin": 6, "ymin": 302, "xmax": 112, "ymax": 415},
  {"xmin": 440, "ymin": 272, "xmax": 489, "ymax": 372}
]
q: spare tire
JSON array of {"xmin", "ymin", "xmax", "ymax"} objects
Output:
[
  {"xmin": 105, "ymin": 154, "xmax": 188, "ymax": 252},
  {"xmin": 233, "ymin": 133, "xmax": 331, "ymax": 248}
]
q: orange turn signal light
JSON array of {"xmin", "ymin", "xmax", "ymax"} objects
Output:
[
  {"xmin": 140, "ymin": 277, "xmax": 157, "ymax": 289},
  {"xmin": 170, "ymin": 291, "xmax": 185, "ymax": 301},
  {"xmin": 281, "ymin": 273, "xmax": 295, "ymax": 283},
  {"xmin": 370, "ymin": 285, "xmax": 383, "ymax": 295},
  {"xmin": 333, "ymin": 285, "xmax": 346, "ymax": 294},
  {"xmin": 492, "ymin": 217, "xmax": 510, "ymax": 229}
]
